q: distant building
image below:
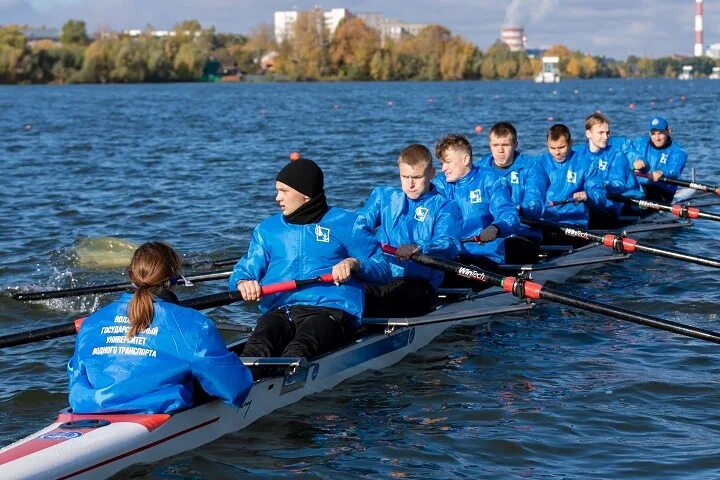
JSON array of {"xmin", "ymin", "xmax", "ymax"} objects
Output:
[
  {"xmin": 23, "ymin": 27, "xmax": 60, "ymax": 48},
  {"xmin": 274, "ymin": 9, "xmax": 429, "ymax": 44},
  {"xmin": 707, "ymin": 43, "xmax": 720, "ymax": 59},
  {"xmin": 122, "ymin": 29, "xmax": 200, "ymax": 38},
  {"xmin": 274, "ymin": 8, "xmax": 351, "ymax": 43},
  {"xmin": 500, "ymin": 26, "xmax": 525, "ymax": 52}
]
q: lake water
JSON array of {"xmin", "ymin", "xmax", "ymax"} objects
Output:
[{"xmin": 2, "ymin": 79, "xmax": 720, "ymax": 478}]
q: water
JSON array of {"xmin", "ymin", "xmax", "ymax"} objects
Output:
[{"xmin": 2, "ymin": 79, "xmax": 720, "ymax": 478}]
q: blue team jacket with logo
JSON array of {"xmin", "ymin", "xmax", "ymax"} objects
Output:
[
  {"xmin": 228, "ymin": 206, "xmax": 391, "ymax": 324},
  {"xmin": 434, "ymin": 166, "xmax": 520, "ymax": 263},
  {"xmin": 534, "ymin": 150, "xmax": 606, "ymax": 227},
  {"xmin": 478, "ymin": 152, "xmax": 547, "ymax": 241},
  {"xmin": 625, "ymin": 136, "xmax": 688, "ymax": 199},
  {"xmin": 357, "ymin": 185, "xmax": 462, "ymax": 290},
  {"xmin": 574, "ymin": 141, "xmax": 643, "ymax": 215},
  {"xmin": 68, "ymin": 293, "xmax": 253, "ymax": 414}
]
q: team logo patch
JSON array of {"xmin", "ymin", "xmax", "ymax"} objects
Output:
[
  {"xmin": 39, "ymin": 431, "xmax": 83, "ymax": 440},
  {"xmin": 469, "ymin": 189, "xmax": 482, "ymax": 204},
  {"xmin": 567, "ymin": 170, "xmax": 577, "ymax": 184},
  {"xmin": 510, "ymin": 171, "xmax": 519, "ymax": 184},
  {"xmin": 414, "ymin": 206, "xmax": 429, "ymax": 221},
  {"xmin": 660, "ymin": 153, "xmax": 668, "ymax": 165},
  {"xmin": 598, "ymin": 159, "xmax": 608, "ymax": 171},
  {"xmin": 315, "ymin": 225, "xmax": 330, "ymax": 243}
]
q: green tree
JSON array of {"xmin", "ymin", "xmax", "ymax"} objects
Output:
[
  {"xmin": 329, "ymin": 17, "xmax": 380, "ymax": 79},
  {"xmin": 0, "ymin": 25, "xmax": 30, "ymax": 83},
  {"xmin": 61, "ymin": 20, "xmax": 89, "ymax": 46}
]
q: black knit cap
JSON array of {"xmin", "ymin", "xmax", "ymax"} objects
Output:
[{"xmin": 275, "ymin": 158, "xmax": 324, "ymax": 198}]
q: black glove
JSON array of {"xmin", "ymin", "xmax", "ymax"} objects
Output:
[
  {"xmin": 478, "ymin": 225, "xmax": 499, "ymax": 243},
  {"xmin": 396, "ymin": 244, "xmax": 420, "ymax": 261}
]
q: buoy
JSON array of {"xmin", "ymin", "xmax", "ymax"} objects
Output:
[
  {"xmin": 289, "ymin": 152, "xmax": 301, "ymax": 161},
  {"xmin": 628, "ymin": 102, "xmax": 636, "ymax": 109},
  {"xmin": 547, "ymin": 116, "xmax": 554, "ymax": 122},
  {"xmin": 333, "ymin": 104, "xmax": 340, "ymax": 109},
  {"xmin": 680, "ymin": 95, "xmax": 687, "ymax": 101},
  {"xmin": 474, "ymin": 125, "xmax": 484, "ymax": 134},
  {"xmin": 23, "ymin": 124, "xmax": 32, "ymax": 130},
  {"xmin": 650, "ymin": 101, "xmax": 656, "ymax": 107},
  {"xmin": 387, "ymin": 101, "xmax": 393, "ymax": 107}
]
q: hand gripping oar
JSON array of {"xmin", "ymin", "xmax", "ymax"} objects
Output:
[
  {"xmin": 636, "ymin": 172, "xmax": 720, "ymax": 196},
  {"xmin": 522, "ymin": 217, "xmax": 720, "ymax": 270},
  {"xmin": 607, "ymin": 193, "xmax": 720, "ymax": 223},
  {"xmin": 12, "ymin": 270, "xmax": 234, "ymax": 302},
  {"xmin": 381, "ymin": 245, "xmax": 720, "ymax": 345},
  {"xmin": 0, "ymin": 274, "xmax": 334, "ymax": 349}
]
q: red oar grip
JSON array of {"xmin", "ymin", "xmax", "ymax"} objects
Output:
[
  {"xmin": 319, "ymin": 273, "xmax": 335, "ymax": 283},
  {"xmin": 261, "ymin": 280, "xmax": 297, "ymax": 295},
  {"xmin": 602, "ymin": 234, "xmax": 637, "ymax": 253},
  {"xmin": 74, "ymin": 317, "xmax": 86, "ymax": 333},
  {"xmin": 381, "ymin": 244, "xmax": 398, "ymax": 255},
  {"xmin": 501, "ymin": 277, "xmax": 542, "ymax": 299}
]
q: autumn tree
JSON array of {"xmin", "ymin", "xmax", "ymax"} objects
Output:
[
  {"xmin": 61, "ymin": 20, "xmax": 89, "ymax": 46},
  {"xmin": 329, "ymin": 17, "xmax": 380, "ymax": 80}
]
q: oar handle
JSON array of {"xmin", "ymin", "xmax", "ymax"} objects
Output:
[
  {"xmin": 547, "ymin": 198, "xmax": 573, "ymax": 207},
  {"xmin": 0, "ymin": 274, "xmax": 336, "ymax": 349}
]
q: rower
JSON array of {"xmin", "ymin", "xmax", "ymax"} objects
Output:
[
  {"xmin": 68, "ymin": 242, "xmax": 253, "ymax": 414},
  {"xmin": 357, "ymin": 144, "xmax": 462, "ymax": 318},
  {"xmin": 229, "ymin": 158, "xmax": 390, "ymax": 362},
  {"xmin": 433, "ymin": 133, "xmax": 521, "ymax": 274},
  {"xmin": 626, "ymin": 116, "xmax": 688, "ymax": 203},
  {"xmin": 573, "ymin": 112, "xmax": 643, "ymax": 228},
  {"xmin": 477, "ymin": 121, "xmax": 547, "ymax": 264},
  {"xmin": 535, "ymin": 124, "xmax": 605, "ymax": 229}
]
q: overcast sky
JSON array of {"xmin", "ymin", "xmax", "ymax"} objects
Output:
[{"xmin": 1, "ymin": 0, "xmax": 718, "ymax": 59}]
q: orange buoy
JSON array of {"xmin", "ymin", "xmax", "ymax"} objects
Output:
[
  {"xmin": 628, "ymin": 102, "xmax": 636, "ymax": 109},
  {"xmin": 289, "ymin": 152, "xmax": 301, "ymax": 161},
  {"xmin": 474, "ymin": 125, "xmax": 484, "ymax": 134}
]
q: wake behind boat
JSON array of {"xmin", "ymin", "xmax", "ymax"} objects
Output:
[{"xmin": 0, "ymin": 203, "xmax": 696, "ymax": 479}]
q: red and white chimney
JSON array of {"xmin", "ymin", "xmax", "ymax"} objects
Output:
[{"xmin": 695, "ymin": 0, "xmax": 704, "ymax": 56}]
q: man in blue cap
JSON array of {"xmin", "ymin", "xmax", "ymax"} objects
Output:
[{"xmin": 627, "ymin": 116, "xmax": 688, "ymax": 202}]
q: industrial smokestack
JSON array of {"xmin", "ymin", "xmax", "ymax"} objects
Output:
[{"xmin": 695, "ymin": 0, "xmax": 704, "ymax": 57}]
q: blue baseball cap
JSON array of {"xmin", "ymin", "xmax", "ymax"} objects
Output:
[{"xmin": 648, "ymin": 116, "xmax": 669, "ymax": 131}]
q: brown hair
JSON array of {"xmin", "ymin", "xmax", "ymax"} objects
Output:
[
  {"xmin": 489, "ymin": 122, "xmax": 517, "ymax": 144},
  {"xmin": 584, "ymin": 112, "xmax": 610, "ymax": 132},
  {"xmin": 398, "ymin": 144, "xmax": 432, "ymax": 171},
  {"xmin": 126, "ymin": 242, "xmax": 182, "ymax": 338},
  {"xmin": 435, "ymin": 133, "xmax": 472, "ymax": 162},
  {"xmin": 547, "ymin": 124, "xmax": 572, "ymax": 143}
]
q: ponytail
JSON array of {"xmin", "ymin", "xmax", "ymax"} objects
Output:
[{"xmin": 126, "ymin": 242, "xmax": 182, "ymax": 338}]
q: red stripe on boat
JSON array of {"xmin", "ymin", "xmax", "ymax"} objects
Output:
[{"xmin": 0, "ymin": 413, "xmax": 170, "ymax": 467}]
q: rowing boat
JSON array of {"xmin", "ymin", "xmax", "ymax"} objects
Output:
[{"xmin": 0, "ymin": 194, "xmax": 697, "ymax": 479}]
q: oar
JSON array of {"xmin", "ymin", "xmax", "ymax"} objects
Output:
[
  {"xmin": 547, "ymin": 198, "xmax": 574, "ymax": 207},
  {"xmin": 382, "ymin": 245, "xmax": 720, "ymax": 345},
  {"xmin": 12, "ymin": 270, "xmax": 234, "ymax": 302},
  {"xmin": 636, "ymin": 172, "xmax": 720, "ymax": 196},
  {"xmin": 607, "ymin": 193, "xmax": 720, "ymax": 222},
  {"xmin": 0, "ymin": 274, "xmax": 334, "ymax": 349},
  {"xmin": 522, "ymin": 217, "xmax": 720, "ymax": 269}
]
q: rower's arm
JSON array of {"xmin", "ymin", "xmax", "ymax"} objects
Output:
[
  {"xmin": 488, "ymin": 177, "xmax": 521, "ymax": 237},
  {"xmin": 417, "ymin": 201, "xmax": 461, "ymax": 259},
  {"xmin": 228, "ymin": 227, "xmax": 270, "ymax": 291},
  {"xmin": 347, "ymin": 215, "xmax": 392, "ymax": 284}
]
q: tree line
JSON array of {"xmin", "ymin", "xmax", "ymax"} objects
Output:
[{"xmin": 0, "ymin": 16, "xmax": 718, "ymax": 84}]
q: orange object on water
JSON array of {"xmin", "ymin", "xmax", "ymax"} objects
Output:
[{"xmin": 289, "ymin": 152, "xmax": 301, "ymax": 161}]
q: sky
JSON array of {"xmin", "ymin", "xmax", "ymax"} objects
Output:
[{"xmin": 1, "ymin": 0, "xmax": 718, "ymax": 60}]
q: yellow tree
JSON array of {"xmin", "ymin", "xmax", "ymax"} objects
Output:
[
  {"xmin": 566, "ymin": 57, "xmax": 581, "ymax": 77},
  {"xmin": 439, "ymin": 36, "xmax": 475, "ymax": 80},
  {"xmin": 329, "ymin": 17, "xmax": 380, "ymax": 79}
]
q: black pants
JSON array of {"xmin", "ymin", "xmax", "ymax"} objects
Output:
[
  {"xmin": 504, "ymin": 236, "xmax": 541, "ymax": 265},
  {"xmin": 364, "ymin": 278, "xmax": 434, "ymax": 318},
  {"xmin": 242, "ymin": 306, "xmax": 357, "ymax": 359}
]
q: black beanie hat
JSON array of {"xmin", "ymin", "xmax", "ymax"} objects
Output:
[{"xmin": 275, "ymin": 158, "xmax": 324, "ymax": 198}]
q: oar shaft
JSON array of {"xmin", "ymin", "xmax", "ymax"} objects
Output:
[
  {"xmin": 522, "ymin": 218, "xmax": 720, "ymax": 270},
  {"xmin": 12, "ymin": 270, "xmax": 234, "ymax": 301},
  {"xmin": 0, "ymin": 274, "xmax": 336, "ymax": 349},
  {"xmin": 548, "ymin": 199, "xmax": 573, "ymax": 207},
  {"xmin": 382, "ymin": 245, "xmax": 720, "ymax": 346},
  {"xmin": 656, "ymin": 175, "xmax": 720, "ymax": 196},
  {"xmin": 607, "ymin": 193, "xmax": 720, "ymax": 222}
]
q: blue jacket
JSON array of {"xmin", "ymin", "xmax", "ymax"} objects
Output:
[
  {"xmin": 478, "ymin": 152, "xmax": 547, "ymax": 242},
  {"xmin": 574, "ymin": 141, "xmax": 643, "ymax": 215},
  {"xmin": 434, "ymin": 166, "xmax": 520, "ymax": 264},
  {"xmin": 228, "ymin": 206, "xmax": 391, "ymax": 325},
  {"xmin": 357, "ymin": 185, "xmax": 462, "ymax": 290},
  {"xmin": 68, "ymin": 293, "xmax": 253, "ymax": 414},
  {"xmin": 534, "ymin": 150, "xmax": 606, "ymax": 227},
  {"xmin": 626, "ymin": 136, "xmax": 687, "ymax": 199}
]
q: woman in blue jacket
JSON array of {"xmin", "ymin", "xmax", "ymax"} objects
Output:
[{"xmin": 68, "ymin": 242, "xmax": 253, "ymax": 414}]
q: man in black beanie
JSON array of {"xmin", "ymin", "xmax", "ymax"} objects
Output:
[{"xmin": 229, "ymin": 158, "xmax": 391, "ymax": 364}]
